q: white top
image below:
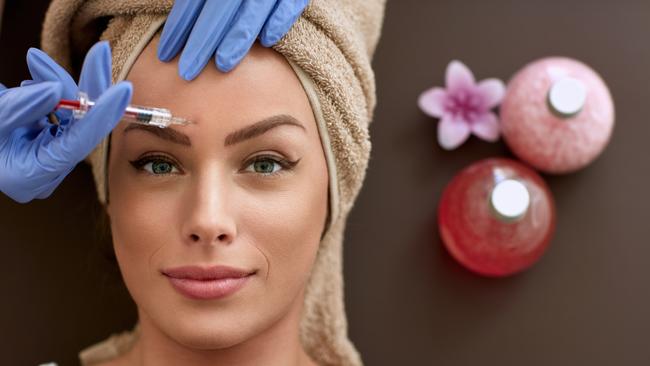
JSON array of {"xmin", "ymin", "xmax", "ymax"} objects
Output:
[
  {"xmin": 548, "ymin": 77, "xmax": 587, "ymax": 117},
  {"xmin": 490, "ymin": 179, "xmax": 531, "ymax": 220}
]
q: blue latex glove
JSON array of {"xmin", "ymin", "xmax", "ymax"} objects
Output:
[
  {"xmin": 157, "ymin": 0, "xmax": 309, "ymax": 80},
  {"xmin": 0, "ymin": 41, "xmax": 132, "ymax": 203}
]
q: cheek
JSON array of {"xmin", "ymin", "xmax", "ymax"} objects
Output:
[
  {"xmin": 241, "ymin": 165, "xmax": 328, "ymax": 292},
  {"xmin": 107, "ymin": 162, "xmax": 180, "ymax": 295}
]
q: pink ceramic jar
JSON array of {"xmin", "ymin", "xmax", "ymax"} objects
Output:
[
  {"xmin": 500, "ymin": 57, "xmax": 615, "ymax": 174},
  {"xmin": 438, "ymin": 158, "xmax": 556, "ymax": 277}
]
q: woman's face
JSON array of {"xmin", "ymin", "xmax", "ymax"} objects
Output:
[{"xmin": 106, "ymin": 36, "xmax": 328, "ymax": 349}]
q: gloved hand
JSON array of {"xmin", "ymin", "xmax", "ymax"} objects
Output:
[
  {"xmin": 0, "ymin": 41, "xmax": 132, "ymax": 203},
  {"xmin": 157, "ymin": 0, "xmax": 310, "ymax": 80}
]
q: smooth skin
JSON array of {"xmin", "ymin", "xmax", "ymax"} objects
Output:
[{"xmin": 98, "ymin": 35, "xmax": 325, "ymax": 366}]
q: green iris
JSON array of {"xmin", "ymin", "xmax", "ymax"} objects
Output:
[
  {"xmin": 253, "ymin": 160, "xmax": 275, "ymax": 174},
  {"xmin": 151, "ymin": 160, "xmax": 173, "ymax": 174}
]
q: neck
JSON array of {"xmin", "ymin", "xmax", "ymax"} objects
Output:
[{"xmin": 120, "ymin": 291, "xmax": 315, "ymax": 366}]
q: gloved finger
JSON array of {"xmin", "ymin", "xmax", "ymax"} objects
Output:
[
  {"xmin": 157, "ymin": 0, "xmax": 206, "ymax": 62},
  {"xmin": 20, "ymin": 80, "xmax": 37, "ymax": 87},
  {"xmin": 259, "ymin": 0, "xmax": 309, "ymax": 47},
  {"xmin": 178, "ymin": 0, "xmax": 244, "ymax": 81},
  {"xmin": 0, "ymin": 83, "xmax": 6, "ymax": 91},
  {"xmin": 37, "ymin": 81, "xmax": 132, "ymax": 170},
  {"xmin": 26, "ymin": 47, "xmax": 78, "ymax": 100},
  {"xmin": 18, "ymin": 79, "xmax": 70, "ymax": 127},
  {"xmin": 0, "ymin": 81, "xmax": 62, "ymax": 137},
  {"xmin": 26, "ymin": 48, "xmax": 77, "ymax": 124},
  {"xmin": 215, "ymin": 0, "xmax": 278, "ymax": 72},
  {"xmin": 78, "ymin": 41, "xmax": 112, "ymax": 100}
]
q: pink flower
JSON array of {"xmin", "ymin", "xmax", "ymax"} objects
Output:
[{"xmin": 418, "ymin": 60, "xmax": 506, "ymax": 150}]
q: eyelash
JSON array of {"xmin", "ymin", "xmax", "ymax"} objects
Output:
[{"xmin": 128, "ymin": 154, "xmax": 300, "ymax": 178}]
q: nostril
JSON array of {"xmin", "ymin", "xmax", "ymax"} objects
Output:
[{"xmin": 190, "ymin": 234, "xmax": 200, "ymax": 242}]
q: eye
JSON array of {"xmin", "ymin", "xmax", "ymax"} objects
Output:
[
  {"xmin": 243, "ymin": 155, "xmax": 300, "ymax": 177},
  {"xmin": 129, "ymin": 154, "xmax": 181, "ymax": 176},
  {"xmin": 128, "ymin": 154, "xmax": 300, "ymax": 178}
]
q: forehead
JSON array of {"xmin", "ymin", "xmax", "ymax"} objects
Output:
[{"xmin": 118, "ymin": 35, "xmax": 316, "ymax": 137}]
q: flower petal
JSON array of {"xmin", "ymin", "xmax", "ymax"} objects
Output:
[
  {"xmin": 477, "ymin": 78, "xmax": 506, "ymax": 109},
  {"xmin": 446, "ymin": 60, "xmax": 475, "ymax": 92},
  {"xmin": 438, "ymin": 116, "xmax": 471, "ymax": 150},
  {"xmin": 470, "ymin": 111, "xmax": 500, "ymax": 142},
  {"xmin": 418, "ymin": 87, "xmax": 447, "ymax": 118}
]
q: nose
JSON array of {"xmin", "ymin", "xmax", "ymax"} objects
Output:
[{"xmin": 181, "ymin": 171, "xmax": 237, "ymax": 246}]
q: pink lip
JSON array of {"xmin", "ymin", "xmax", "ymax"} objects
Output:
[{"xmin": 162, "ymin": 265, "xmax": 255, "ymax": 300}]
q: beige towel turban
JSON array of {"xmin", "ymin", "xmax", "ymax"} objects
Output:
[{"xmin": 41, "ymin": 0, "xmax": 385, "ymax": 365}]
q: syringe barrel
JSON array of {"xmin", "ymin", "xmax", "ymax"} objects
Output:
[{"xmin": 124, "ymin": 106, "xmax": 172, "ymax": 128}]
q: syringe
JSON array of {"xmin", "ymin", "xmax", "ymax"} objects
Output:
[{"xmin": 50, "ymin": 91, "xmax": 193, "ymax": 128}]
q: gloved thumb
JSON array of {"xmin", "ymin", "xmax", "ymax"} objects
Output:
[
  {"xmin": 37, "ymin": 81, "xmax": 132, "ymax": 171},
  {"xmin": 0, "ymin": 83, "xmax": 6, "ymax": 92}
]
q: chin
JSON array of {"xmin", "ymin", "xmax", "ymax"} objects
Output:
[
  {"xmin": 148, "ymin": 304, "xmax": 273, "ymax": 351},
  {"xmin": 165, "ymin": 317, "xmax": 255, "ymax": 350}
]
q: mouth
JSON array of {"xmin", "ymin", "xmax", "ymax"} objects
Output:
[
  {"xmin": 161, "ymin": 265, "xmax": 255, "ymax": 280},
  {"xmin": 161, "ymin": 265, "xmax": 256, "ymax": 300}
]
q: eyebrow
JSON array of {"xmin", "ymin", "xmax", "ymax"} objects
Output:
[{"xmin": 122, "ymin": 114, "xmax": 306, "ymax": 147}]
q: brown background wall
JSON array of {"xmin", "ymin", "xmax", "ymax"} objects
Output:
[{"xmin": 1, "ymin": 0, "xmax": 649, "ymax": 365}]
